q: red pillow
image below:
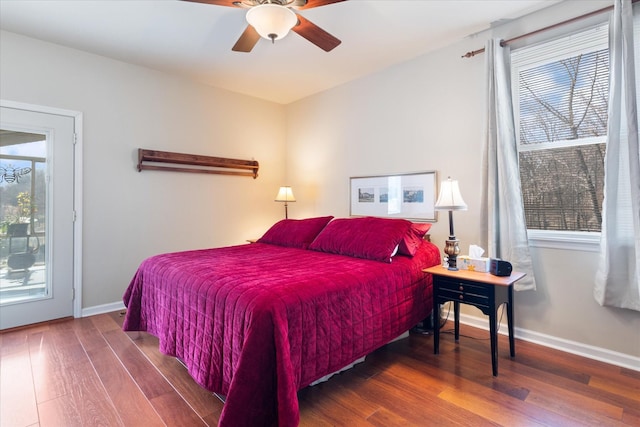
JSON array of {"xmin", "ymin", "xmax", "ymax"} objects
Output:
[
  {"xmin": 257, "ymin": 216, "xmax": 333, "ymax": 249},
  {"xmin": 397, "ymin": 222, "xmax": 432, "ymax": 256},
  {"xmin": 309, "ymin": 217, "xmax": 412, "ymax": 263}
]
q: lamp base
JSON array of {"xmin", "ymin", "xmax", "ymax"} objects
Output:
[{"xmin": 444, "ymin": 238, "xmax": 460, "ymax": 271}]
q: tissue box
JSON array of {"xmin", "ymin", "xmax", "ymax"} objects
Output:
[{"xmin": 458, "ymin": 256, "xmax": 491, "ymax": 272}]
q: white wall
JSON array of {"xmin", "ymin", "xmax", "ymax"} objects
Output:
[
  {"xmin": 0, "ymin": 31, "xmax": 287, "ymax": 308},
  {"xmin": 285, "ymin": 1, "xmax": 640, "ymax": 360}
]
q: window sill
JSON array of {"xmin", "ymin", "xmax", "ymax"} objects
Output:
[{"xmin": 527, "ymin": 230, "xmax": 600, "ymax": 252}]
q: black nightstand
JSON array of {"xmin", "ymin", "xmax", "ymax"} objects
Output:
[{"xmin": 423, "ymin": 265, "xmax": 526, "ymax": 376}]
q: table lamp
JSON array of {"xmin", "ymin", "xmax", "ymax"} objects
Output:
[
  {"xmin": 275, "ymin": 186, "xmax": 296, "ymax": 219},
  {"xmin": 434, "ymin": 177, "xmax": 467, "ymax": 270}
]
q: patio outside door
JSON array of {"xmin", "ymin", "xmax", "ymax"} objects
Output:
[{"xmin": 0, "ymin": 106, "xmax": 75, "ymax": 329}]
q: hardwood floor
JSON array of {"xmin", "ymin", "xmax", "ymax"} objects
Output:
[{"xmin": 1, "ymin": 311, "xmax": 638, "ymax": 426}]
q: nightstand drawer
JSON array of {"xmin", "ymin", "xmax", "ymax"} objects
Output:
[
  {"xmin": 437, "ymin": 278, "xmax": 487, "ymax": 293},
  {"xmin": 436, "ymin": 278, "xmax": 490, "ymax": 307},
  {"xmin": 437, "ymin": 288, "xmax": 490, "ymax": 307}
]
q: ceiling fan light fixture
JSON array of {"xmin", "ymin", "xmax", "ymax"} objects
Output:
[{"xmin": 246, "ymin": 4, "xmax": 297, "ymax": 43}]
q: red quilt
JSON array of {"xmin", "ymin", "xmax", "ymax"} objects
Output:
[{"xmin": 122, "ymin": 241, "xmax": 440, "ymax": 426}]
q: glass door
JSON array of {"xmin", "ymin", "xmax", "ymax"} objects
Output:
[
  {"xmin": 1, "ymin": 130, "xmax": 47, "ymax": 304},
  {"xmin": 0, "ymin": 107, "xmax": 75, "ymax": 329}
]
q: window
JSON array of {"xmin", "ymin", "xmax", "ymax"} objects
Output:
[{"xmin": 511, "ymin": 25, "xmax": 609, "ymax": 233}]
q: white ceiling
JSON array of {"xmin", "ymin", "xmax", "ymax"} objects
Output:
[{"xmin": 0, "ymin": 0, "xmax": 559, "ymax": 104}]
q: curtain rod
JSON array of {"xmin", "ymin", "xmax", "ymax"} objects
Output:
[{"xmin": 461, "ymin": 0, "xmax": 639, "ymax": 58}]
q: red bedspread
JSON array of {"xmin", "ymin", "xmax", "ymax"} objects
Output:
[{"xmin": 122, "ymin": 241, "xmax": 440, "ymax": 426}]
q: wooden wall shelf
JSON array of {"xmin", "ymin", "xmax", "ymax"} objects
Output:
[{"xmin": 137, "ymin": 149, "xmax": 259, "ymax": 179}]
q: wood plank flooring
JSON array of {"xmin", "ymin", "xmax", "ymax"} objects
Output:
[{"xmin": 1, "ymin": 311, "xmax": 638, "ymax": 426}]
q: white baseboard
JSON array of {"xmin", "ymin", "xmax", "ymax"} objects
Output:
[
  {"xmin": 459, "ymin": 313, "xmax": 640, "ymax": 372},
  {"xmin": 81, "ymin": 301, "xmax": 125, "ymax": 318},
  {"xmin": 80, "ymin": 300, "xmax": 638, "ymax": 372}
]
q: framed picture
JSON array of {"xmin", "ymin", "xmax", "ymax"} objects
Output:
[{"xmin": 350, "ymin": 171, "xmax": 438, "ymax": 221}]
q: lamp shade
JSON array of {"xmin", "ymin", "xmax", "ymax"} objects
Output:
[
  {"xmin": 275, "ymin": 186, "xmax": 296, "ymax": 202},
  {"xmin": 246, "ymin": 4, "xmax": 297, "ymax": 42},
  {"xmin": 435, "ymin": 178, "xmax": 467, "ymax": 211}
]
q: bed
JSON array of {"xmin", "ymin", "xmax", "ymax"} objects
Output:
[{"xmin": 122, "ymin": 216, "xmax": 441, "ymax": 426}]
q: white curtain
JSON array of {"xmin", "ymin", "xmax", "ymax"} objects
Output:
[
  {"xmin": 594, "ymin": 0, "xmax": 640, "ymax": 311},
  {"xmin": 481, "ymin": 39, "xmax": 536, "ymax": 291}
]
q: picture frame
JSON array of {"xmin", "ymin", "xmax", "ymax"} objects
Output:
[{"xmin": 350, "ymin": 171, "xmax": 438, "ymax": 222}]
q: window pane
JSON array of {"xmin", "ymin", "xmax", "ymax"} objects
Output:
[
  {"xmin": 519, "ymin": 48, "xmax": 609, "ymax": 145},
  {"xmin": 519, "ymin": 143, "xmax": 605, "ymax": 232},
  {"xmin": 1, "ymin": 136, "xmax": 47, "ymax": 305}
]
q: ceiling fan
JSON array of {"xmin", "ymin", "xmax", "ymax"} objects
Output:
[{"xmin": 183, "ymin": 0, "xmax": 347, "ymax": 53}]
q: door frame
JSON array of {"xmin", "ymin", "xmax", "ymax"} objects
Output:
[{"xmin": 1, "ymin": 99, "xmax": 83, "ymax": 319}]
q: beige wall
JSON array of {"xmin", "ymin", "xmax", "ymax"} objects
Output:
[
  {"xmin": 0, "ymin": 30, "xmax": 287, "ymax": 308},
  {"xmin": 285, "ymin": 1, "xmax": 639, "ymax": 360}
]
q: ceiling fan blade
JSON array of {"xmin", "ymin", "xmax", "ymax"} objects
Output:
[
  {"xmin": 232, "ymin": 25, "xmax": 261, "ymax": 52},
  {"xmin": 292, "ymin": 14, "xmax": 341, "ymax": 52},
  {"xmin": 181, "ymin": 0, "xmax": 240, "ymax": 6},
  {"xmin": 297, "ymin": 0, "xmax": 347, "ymax": 10}
]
